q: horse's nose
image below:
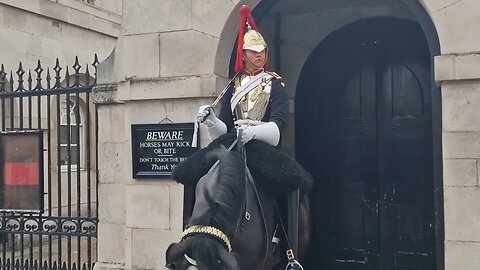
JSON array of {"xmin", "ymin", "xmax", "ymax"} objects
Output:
[{"xmin": 165, "ymin": 263, "xmax": 177, "ymax": 270}]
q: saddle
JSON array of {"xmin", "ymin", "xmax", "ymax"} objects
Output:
[{"xmin": 172, "ymin": 133, "xmax": 313, "ymax": 198}]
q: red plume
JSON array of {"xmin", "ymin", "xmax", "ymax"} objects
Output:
[{"xmin": 235, "ymin": 5, "xmax": 259, "ymax": 73}]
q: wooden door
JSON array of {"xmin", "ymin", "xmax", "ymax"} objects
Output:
[{"xmin": 296, "ymin": 18, "xmax": 435, "ymax": 269}]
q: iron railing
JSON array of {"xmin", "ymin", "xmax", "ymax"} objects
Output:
[{"xmin": 0, "ymin": 55, "xmax": 99, "ymax": 270}]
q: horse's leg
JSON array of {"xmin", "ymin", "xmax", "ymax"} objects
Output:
[{"xmin": 297, "ymin": 194, "xmax": 311, "ymax": 261}]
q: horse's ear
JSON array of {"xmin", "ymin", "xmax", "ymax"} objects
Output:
[
  {"xmin": 218, "ymin": 248, "xmax": 239, "ymax": 270},
  {"xmin": 165, "ymin": 240, "xmax": 190, "ymax": 263},
  {"xmin": 165, "ymin": 243, "xmax": 177, "ymax": 261}
]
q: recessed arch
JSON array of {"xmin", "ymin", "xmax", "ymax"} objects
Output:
[
  {"xmin": 215, "ymin": 0, "xmax": 442, "ymax": 269},
  {"xmin": 295, "ymin": 16, "xmax": 439, "ymax": 268}
]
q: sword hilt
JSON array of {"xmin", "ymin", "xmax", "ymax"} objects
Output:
[{"xmin": 198, "ymin": 106, "xmax": 212, "ymax": 123}]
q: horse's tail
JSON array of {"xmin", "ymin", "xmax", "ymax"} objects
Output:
[{"xmin": 203, "ymin": 146, "xmax": 246, "ymax": 232}]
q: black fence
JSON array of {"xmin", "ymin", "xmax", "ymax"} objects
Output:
[{"xmin": 0, "ymin": 56, "xmax": 99, "ymax": 270}]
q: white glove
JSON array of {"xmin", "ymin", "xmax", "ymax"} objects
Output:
[
  {"xmin": 234, "ymin": 119, "xmax": 264, "ymax": 127},
  {"xmin": 237, "ymin": 125, "xmax": 255, "ymax": 144},
  {"xmin": 196, "ymin": 105, "xmax": 227, "ymax": 139},
  {"xmin": 196, "ymin": 105, "xmax": 215, "ymax": 127},
  {"xmin": 237, "ymin": 122, "xmax": 280, "ymax": 146}
]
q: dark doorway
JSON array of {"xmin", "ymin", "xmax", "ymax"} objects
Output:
[{"xmin": 296, "ymin": 17, "xmax": 436, "ymax": 269}]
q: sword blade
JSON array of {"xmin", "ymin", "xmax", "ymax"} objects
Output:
[
  {"xmin": 211, "ymin": 73, "xmax": 239, "ymax": 107},
  {"xmin": 198, "ymin": 73, "xmax": 240, "ymax": 123}
]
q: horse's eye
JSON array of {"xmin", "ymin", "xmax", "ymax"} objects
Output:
[{"xmin": 165, "ymin": 263, "xmax": 176, "ymax": 269}]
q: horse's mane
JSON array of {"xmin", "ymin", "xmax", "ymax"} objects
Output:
[
  {"xmin": 186, "ymin": 147, "xmax": 245, "ymax": 268},
  {"xmin": 189, "ymin": 146, "xmax": 246, "ymax": 237}
]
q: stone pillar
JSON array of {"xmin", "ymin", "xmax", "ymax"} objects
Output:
[
  {"xmin": 436, "ymin": 54, "xmax": 480, "ymax": 270},
  {"xmin": 418, "ymin": 1, "xmax": 480, "ymax": 268},
  {"xmin": 92, "ymin": 1, "xmax": 239, "ymax": 269}
]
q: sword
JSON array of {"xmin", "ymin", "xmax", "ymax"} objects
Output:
[
  {"xmin": 192, "ymin": 73, "xmax": 240, "ymax": 147},
  {"xmin": 199, "ymin": 72, "xmax": 240, "ymax": 122}
]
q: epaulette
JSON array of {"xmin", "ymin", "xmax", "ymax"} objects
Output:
[
  {"xmin": 266, "ymin": 71, "xmax": 283, "ymax": 80},
  {"xmin": 266, "ymin": 71, "xmax": 285, "ymax": 87}
]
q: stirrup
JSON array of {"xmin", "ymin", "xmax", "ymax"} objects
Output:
[
  {"xmin": 285, "ymin": 260, "xmax": 304, "ymax": 270},
  {"xmin": 284, "ymin": 249, "xmax": 304, "ymax": 270}
]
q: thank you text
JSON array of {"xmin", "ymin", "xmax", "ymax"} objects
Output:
[{"xmin": 131, "ymin": 123, "xmax": 198, "ymax": 178}]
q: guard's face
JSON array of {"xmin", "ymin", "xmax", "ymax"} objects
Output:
[{"xmin": 243, "ymin": 49, "xmax": 266, "ymax": 71}]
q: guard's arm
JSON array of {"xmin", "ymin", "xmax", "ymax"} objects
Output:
[
  {"xmin": 238, "ymin": 121, "xmax": 280, "ymax": 146},
  {"xmin": 197, "ymin": 105, "xmax": 227, "ymax": 139},
  {"xmin": 268, "ymin": 79, "xmax": 289, "ymax": 133},
  {"xmin": 237, "ymin": 79, "xmax": 288, "ymax": 146},
  {"xmin": 218, "ymin": 86, "xmax": 235, "ymax": 132}
]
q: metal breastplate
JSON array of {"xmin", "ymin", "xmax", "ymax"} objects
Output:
[{"xmin": 234, "ymin": 75, "xmax": 272, "ymax": 121}]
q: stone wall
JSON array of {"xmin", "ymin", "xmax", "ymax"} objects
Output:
[
  {"xmin": 94, "ymin": 0, "xmax": 480, "ymax": 269},
  {"xmin": 94, "ymin": 1, "xmax": 237, "ymax": 269},
  {"xmin": 426, "ymin": 0, "xmax": 480, "ymax": 268},
  {"xmin": 0, "ymin": 0, "xmax": 120, "ymax": 72}
]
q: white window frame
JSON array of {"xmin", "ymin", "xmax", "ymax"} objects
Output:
[{"xmin": 59, "ymin": 97, "xmax": 85, "ymax": 171}]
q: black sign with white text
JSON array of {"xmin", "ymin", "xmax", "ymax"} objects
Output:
[{"xmin": 131, "ymin": 123, "xmax": 198, "ymax": 179}]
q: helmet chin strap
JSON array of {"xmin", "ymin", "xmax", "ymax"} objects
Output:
[{"xmin": 243, "ymin": 52, "xmax": 267, "ymax": 73}]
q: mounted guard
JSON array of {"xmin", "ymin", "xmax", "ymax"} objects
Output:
[{"xmin": 169, "ymin": 5, "xmax": 312, "ymax": 270}]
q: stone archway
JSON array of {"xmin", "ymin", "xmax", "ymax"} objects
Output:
[
  {"xmin": 296, "ymin": 16, "xmax": 436, "ymax": 269},
  {"xmin": 215, "ymin": 0, "xmax": 442, "ymax": 269},
  {"xmin": 214, "ymin": 1, "xmax": 441, "ymax": 269}
]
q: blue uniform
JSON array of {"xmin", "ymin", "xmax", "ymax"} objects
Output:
[
  {"xmin": 172, "ymin": 71, "xmax": 312, "ymax": 196},
  {"xmin": 218, "ymin": 74, "xmax": 289, "ymax": 135}
]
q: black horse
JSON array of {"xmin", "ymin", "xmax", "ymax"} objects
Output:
[{"xmin": 166, "ymin": 133, "xmax": 312, "ymax": 270}]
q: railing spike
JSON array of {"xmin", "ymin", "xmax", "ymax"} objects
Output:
[
  {"xmin": 13, "ymin": 259, "xmax": 20, "ymax": 270},
  {"xmin": 85, "ymin": 65, "xmax": 91, "ymax": 86},
  {"xmin": 93, "ymin": 54, "xmax": 99, "ymax": 67},
  {"xmin": 46, "ymin": 68, "xmax": 51, "ymax": 89},
  {"xmin": 0, "ymin": 64, "xmax": 6, "ymax": 92},
  {"xmin": 92, "ymin": 54, "xmax": 99, "ymax": 83},
  {"xmin": 65, "ymin": 66, "xmax": 70, "ymax": 88},
  {"xmin": 53, "ymin": 58, "xmax": 62, "ymax": 88},
  {"xmin": 16, "ymin": 62, "xmax": 25, "ymax": 91},
  {"xmin": 73, "ymin": 56, "xmax": 81, "ymax": 87},
  {"xmin": 28, "ymin": 69, "xmax": 33, "ymax": 90},
  {"xmin": 9, "ymin": 71, "xmax": 14, "ymax": 92},
  {"xmin": 34, "ymin": 60, "xmax": 44, "ymax": 90}
]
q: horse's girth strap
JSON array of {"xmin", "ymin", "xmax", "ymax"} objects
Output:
[{"xmin": 181, "ymin": 225, "xmax": 232, "ymax": 252}]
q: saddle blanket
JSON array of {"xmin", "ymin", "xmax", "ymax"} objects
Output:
[{"xmin": 172, "ymin": 133, "xmax": 313, "ymax": 198}]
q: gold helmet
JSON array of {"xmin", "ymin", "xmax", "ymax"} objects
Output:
[
  {"xmin": 235, "ymin": 5, "xmax": 268, "ymax": 72},
  {"xmin": 243, "ymin": 28, "xmax": 267, "ymax": 53}
]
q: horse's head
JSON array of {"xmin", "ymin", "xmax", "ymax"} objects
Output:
[
  {"xmin": 167, "ymin": 145, "xmax": 245, "ymax": 269},
  {"xmin": 165, "ymin": 236, "xmax": 239, "ymax": 270}
]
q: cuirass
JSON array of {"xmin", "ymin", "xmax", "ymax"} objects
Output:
[{"xmin": 234, "ymin": 74, "xmax": 272, "ymax": 121}]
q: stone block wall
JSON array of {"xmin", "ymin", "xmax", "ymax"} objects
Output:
[
  {"xmin": 93, "ymin": 0, "xmax": 480, "ymax": 269},
  {"xmin": 437, "ymin": 55, "xmax": 480, "ymax": 270}
]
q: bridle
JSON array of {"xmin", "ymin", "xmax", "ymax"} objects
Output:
[
  {"xmin": 174, "ymin": 133, "xmax": 270, "ymax": 268},
  {"xmin": 181, "ymin": 225, "xmax": 232, "ymax": 252}
]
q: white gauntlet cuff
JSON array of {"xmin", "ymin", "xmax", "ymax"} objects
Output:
[
  {"xmin": 207, "ymin": 118, "xmax": 227, "ymax": 140},
  {"xmin": 251, "ymin": 122, "xmax": 280, "ymax": 146}
]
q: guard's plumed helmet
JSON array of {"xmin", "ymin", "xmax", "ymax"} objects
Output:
[{"xmin": 234, "ymin": 5, "xmax": 268, "ymax": 73}]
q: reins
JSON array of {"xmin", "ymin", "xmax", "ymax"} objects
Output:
[
  {"xmin": 235, "ymin": 130, "xmax": 270, "ymax": 267},
  {"xmin": 180, "ymin": 132, "xmax": 270, "ymax": 268}
]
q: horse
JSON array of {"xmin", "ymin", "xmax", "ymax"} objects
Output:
[{"xmin": 165, "ymin": 133, "xmax": 312, "ymax": 270}]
